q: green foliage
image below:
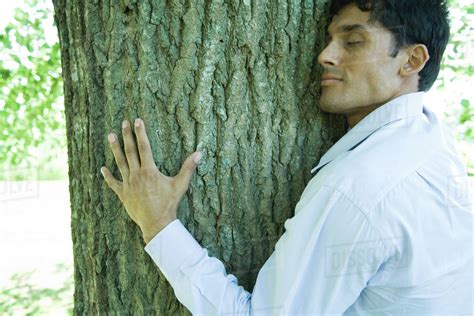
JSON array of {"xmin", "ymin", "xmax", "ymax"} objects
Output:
[
  {"xmin": 442, "ymin": 0, "xmax": 474, "ymax": 77},
  {"xmin": 0, "ymin": 0, "xmax": 66, "ymax": 176},
  {"xmin": 0, "ymin": 264, "xmax": 73, "ymax": 315},
  {"xmin": 431, "ymin": 0, "xmax": 474, "ymax": 176},
  {"xmin": 436, "ymin": 0, "xmax": 474, "ymax": 142}
]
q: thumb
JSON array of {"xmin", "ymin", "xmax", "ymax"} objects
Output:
[
  {"xmin": 101, "ymin": 167, "xmax": 123, "ymax": 196},
  {"xmin": 175, "ymin": 151, "xmax": 202, "ymax": 192}
]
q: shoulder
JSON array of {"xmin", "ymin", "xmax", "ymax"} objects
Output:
[{"xmin": 323, "ymin": 114, "xmax": 459, "ymax": 211}]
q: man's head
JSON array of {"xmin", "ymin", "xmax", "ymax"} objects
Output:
[{"xmin": 318, "ymin": 0, "xmax": 450, "ymax": 126}]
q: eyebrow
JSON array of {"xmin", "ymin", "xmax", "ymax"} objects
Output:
[{"xmin": 327, "ymin": 24, "xmax": 370, "ymax": 36}]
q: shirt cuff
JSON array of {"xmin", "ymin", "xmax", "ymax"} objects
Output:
[{"xmin": 144, "ymin": 219, "xmax": 203, "ymax": 283}]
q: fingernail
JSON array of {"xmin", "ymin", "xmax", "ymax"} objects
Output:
[
  {"xmin": 196, "ymin": 141, "xmax": 203, "ymax": 152},
  {"xmin": 193, "ymin": 152, "xmax": 202, "ymax": 164},
  {"xmin": 100, "ymin": 167, "xmax": 105, "ymax": 176},
  {"xmin": 135, "ymin": 118, "xmax": 141, "ymax": 127},
  {"xmin": 122, "ymin": 120, "xmax": 128, "ymax": 129},
  {"xmin": 108, "ymin": 134, "xmax": 116, "ymax": 143}
]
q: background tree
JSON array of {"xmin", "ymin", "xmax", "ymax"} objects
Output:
[{"xmin": 52, "ymin": 0, "xmax": 346, "ymax": 314}]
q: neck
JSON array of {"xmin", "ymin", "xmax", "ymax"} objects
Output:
[{"xmin": 345, "ymin": 104, "xmax": 381, "ymax": 128}]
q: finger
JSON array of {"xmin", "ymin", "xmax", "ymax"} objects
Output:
[
  {"xmin": 122, "ymin": 120, "xmax": 141, "ymax": 173},
  {"xmin": 134, "ymin": 118, "xmax": 156, "ymax": 168},
  {"xmin": 108, "ymin": 133, "xmax": 130, "ymax": 179},
  {"xmin": 175, "ymin": 151, "xmax": 202, "ymax": 194},
  {"xmin": 100, "ymin": 166, "xmax": 124, "ymax": 196}
]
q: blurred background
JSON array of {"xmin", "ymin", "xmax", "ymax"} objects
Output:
[{"xmin": 0, "ymin": 0, "xmax": 472, "ymax": 314}]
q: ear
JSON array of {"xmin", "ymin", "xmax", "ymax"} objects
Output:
[{"xmin": 400, "ymin": 44, "xmax": 430, "ymax": 77}]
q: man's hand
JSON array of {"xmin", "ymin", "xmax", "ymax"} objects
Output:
[{"xmin": 100, "ymin": 118, "xmax": 202, "ymax": 244}]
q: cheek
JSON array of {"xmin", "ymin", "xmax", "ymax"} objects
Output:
[
  {"xmin": 373, "ymin": 61, "xmax": 401, "ymax": 89},
  {"xmin": 357, "ymin": 56, "xmax": 397, "ymax": 88},
  {"xmin": 347, "ymin": 64, "xmax": 376, "ymax": 93}
]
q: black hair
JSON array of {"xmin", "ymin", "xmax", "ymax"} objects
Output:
[{"xmin": 329, "ymin": 0, "xmax": 450, "ymax": 91}]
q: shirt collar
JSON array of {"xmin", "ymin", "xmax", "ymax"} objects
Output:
[{"xmin": 311, "ymin": 92, "xmax": 425, "ymax": 174}]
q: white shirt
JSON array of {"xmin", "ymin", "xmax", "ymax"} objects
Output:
[{"xmin": 145, "ymin": 92, "xmax": 473, "ymax": 315}]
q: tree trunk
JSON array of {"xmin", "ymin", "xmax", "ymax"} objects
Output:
[{"xmin": 52, "ymin": 0, "xmax": 346, "ymax": 314}]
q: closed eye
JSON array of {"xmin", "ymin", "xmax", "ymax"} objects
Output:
[{"xmin": 347, "ymin": 41, "xmax": 363, "ymax": 46}]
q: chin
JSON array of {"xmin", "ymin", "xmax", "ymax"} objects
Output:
[
  {"xmin": 319, "ymin": 101, "xmax": 332, "ymax": 113},
  {"xmin": 319, "ymin": 96, "xmax": 343, "ymax": 114}
]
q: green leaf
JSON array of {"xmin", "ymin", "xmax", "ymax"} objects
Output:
[{"xmin": 461, "ymin": 99, "xmax": 470, "ymax": 109}]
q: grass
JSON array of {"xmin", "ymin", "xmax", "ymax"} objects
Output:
[{"xmin": 0, "ymin": 263, "xmax": 73, "ymax": 315}]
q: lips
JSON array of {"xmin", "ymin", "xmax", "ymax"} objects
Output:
[{"xmin": 321, "ymin": 74, "xmax": 343, "ymax": 87}]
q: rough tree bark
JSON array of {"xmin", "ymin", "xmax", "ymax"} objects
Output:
[{"xmin": 53, "ymin": 0, "xmax": 346, "ymax": 314}]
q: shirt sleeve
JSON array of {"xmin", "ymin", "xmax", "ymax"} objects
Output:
[{"xmin": 144, "ymin": 184, "xmax": 394, "ymax": 315}]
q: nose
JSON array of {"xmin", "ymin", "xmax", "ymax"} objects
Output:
[{"xmin": 317, "ymin": 41, "xmax": 340, "ymax": 67}]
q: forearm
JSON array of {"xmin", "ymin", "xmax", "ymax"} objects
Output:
[{"xmin": 145, "ymin": 219, "xmax": 252, "ymax": 315}]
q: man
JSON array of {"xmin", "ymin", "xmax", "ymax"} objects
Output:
[{"xmin": 101, "ymin": 0, "xmax": 473, "ymax": 314}]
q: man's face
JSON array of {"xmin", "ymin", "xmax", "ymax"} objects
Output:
[{"xmin": 318, "ymin": 4, "xmax": 407, "ymax": 120}]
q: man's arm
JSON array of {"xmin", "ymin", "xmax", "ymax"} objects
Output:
[
  {"xmin": 145, "ymin": 219, "xmax": 252, "ymax": 315},
  {"xmin": 142, "ymin": 185, "xmax": 394, "ymax": 315},
  {"xmin": 101, "ymin": 118, "xmax": 394, "ymax": 315}
]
